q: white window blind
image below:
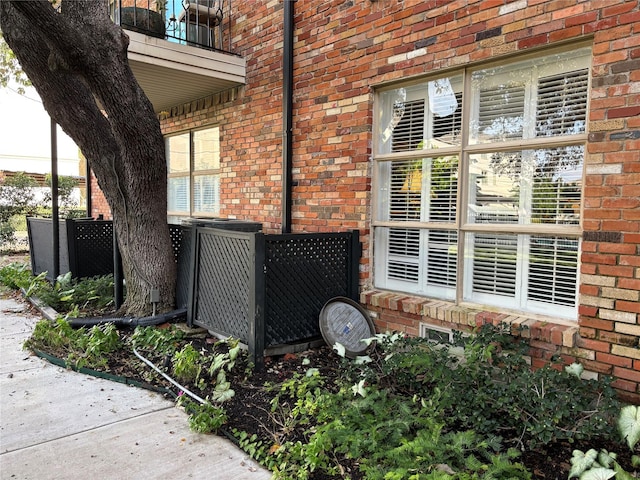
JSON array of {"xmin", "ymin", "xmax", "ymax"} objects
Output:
[
  {"xmin": 528, "ymin": 236, "xmax": 578, "ymax": 307},
  {"xmin": 478, "ymin": 84, "xmax": 525, "ymax": 142},
  {"xmin": 426, "ymin": 230, "xmax": 457, "ymax": 288},
  {"xmin": 168, "ymin": 177, "xmax": 189, "ymax": 213},
  {"xmin": 377, "ymin": 76, "xmax": 463, "ymax": 154},
  {"xmin": 387, "ymin": 228, "xmax": 420, "ymax": 283},
  {"xmin": 536, "ymin": 69, "xmax": 588, "ymax": 137},
  {"xmin": 428, "ymin": 157, "xmax": 458, "ymax": 223},
  {"xmin": 468, "ymin": 233, "xmax": 579, "ymax": 312},
  {"xmin": 530, "ymin": 146, "xmax": 583, "ymax": 225},
  {"xmin": 389, "ymin": 160, "xmax": 422, "ymax": 221},
  {"xmin": 387, "ymin": 157, "xmax": 458, "ymax": 223},
  {"xmin": 391, "ymin": 100, "xmax": 424, "ymax": 152},
  {"xmin": 380, "ymin": 227, "xmax": 457, "ymax": 295},
  {"xmin": 166, "ymin": 126, "xmax": 221, "ymax": 218},
  {"xmin": 193, "ymin": 174, "xmax": 220, "ymax": 214},
  {"xmin": 166, "ymin": 132, "xmax": 190, "ymax": 215},
  {"xmin": 471, "ymin": 234, "xmax": 517, "ymax": 297},
  {"xmin": 432, "ymin": 92, "xmax": 462, "ymax": 142},
  {"xmin": 469, "ymin": 146, "xmax": 583, "ymax": 227}
]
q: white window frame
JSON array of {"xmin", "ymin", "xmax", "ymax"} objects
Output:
[
  {"xmin": 166, "ymin": 126, "xmax": 221, "ymax": 221},
  {"xmin": 372, "ymin": 45, "xmax": 591, "ymax": 320}
]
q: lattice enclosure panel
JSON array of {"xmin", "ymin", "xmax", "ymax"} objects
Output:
[
  {"xmin": 27, "ymin": 218, "xmax": 70, "ymax": 282},
  {"xmin": 192, "ymin": 230, "xmax": 253, "ymax": 342},
  {"xmin": 264, "ymin": 233, "xmax": 353, "ymax": 346},
  {"xmin": 67, "ymin": 220, "xmax": 114, "ymax": 278},
  {"xmin": 171, "ymin": 225, "xmax": 191, "ymax": 309},
  {"xmin": 168, "ymin": 224, "xmax": 183, "ymax": 260}
]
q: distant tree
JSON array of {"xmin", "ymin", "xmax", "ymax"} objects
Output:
[
  {"xmin": 0, "ymin": 31, "xmax": 30, "ymax": 93},
  {"xmin": 43, "ymin": 174, "xmax": 81, "ymax": 215},
  {"xmin": 0, "ymin": 172, "xmax": 39, "ymax": 248},
  {"xmin": 0, "ymin": 1, "xmax": 176, "ymax": 316}
]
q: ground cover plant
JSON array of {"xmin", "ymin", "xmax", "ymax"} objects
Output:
[
  {"xmin": 2, "ymin": 261, "xmax": 637, "ymax": 480},
  {"xmin": 0, "ymin": 262, "xmax": 114, "ymax": 316},
  {"xmin": 567, "ymin": 405, "xmax": 640, "ymax": 480}
]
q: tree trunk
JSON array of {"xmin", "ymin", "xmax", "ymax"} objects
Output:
[{"xmin": 0, "ymin": 0, "xmax": 176, "ymax": 316}]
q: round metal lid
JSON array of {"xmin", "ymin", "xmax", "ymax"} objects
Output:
[{"xmin": 319, "ymin": 297, "xmax": 375, "ymax": 359}]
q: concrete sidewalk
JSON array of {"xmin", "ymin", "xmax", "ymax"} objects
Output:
[{"xmin": 0, "ymin": 295, "xmax": 272, "ymax": 480}]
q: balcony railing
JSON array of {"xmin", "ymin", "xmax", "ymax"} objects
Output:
[{"xmin": 111, "ymin": 0, "xmax": 231, "ymax": 52}]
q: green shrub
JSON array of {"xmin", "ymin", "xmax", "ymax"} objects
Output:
[
  {"xmin": 172, "ymin": 343, "xmax": 204, "ymax": 384},
  {"xmin": 349, "ymin": 325, "xmax": 620, "ymax": 449},
  {"xmin": 131, "ymin": 325, "xmax": 186, "ymax": 355},
  {"xmin": 1, "ymin": 264, "xmax": 114, "ymax": 315},
  {"xmin": 42, "ymin": 175, "xmax": 80, "ymax": 215},
  {"xmin": 33, "ymin": 272, "xmax": 114, "ymax": 314},
  {"xmin": 259, "ymin": 367, "xmax": 531, "ymax": 480},
  {"xmin": 0, "ymin": 262, "xmax": 35, "ymax": 290},
  {"xmin": 25, "ymin": 319, "xmax": 122, "ymax": 369},
  {"xmin": 178, "ymin": 398, "xmax": 228, "ymax": 434},
  {"xmin": 231, "ymin": 326, "xmax": 621, "ymax": 478}
]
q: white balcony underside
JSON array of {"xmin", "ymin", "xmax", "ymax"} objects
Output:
[{"xmin": 125, "ymin": 30, "xmax": 245, "ymax": 113}]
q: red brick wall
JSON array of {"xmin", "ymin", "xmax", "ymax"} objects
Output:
[
  {"xmin": 89, "ymin": 173, "xmax": 111, "ymax": 220},
  {"xmin": 155, "ymin": 0, "xmax": 639, "ymax": 401}
]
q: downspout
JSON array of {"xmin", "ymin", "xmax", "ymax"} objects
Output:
[
  {"xmin": 85, "ymin": 157, "xmax": 92, "ymax": 217},
  {"xmin": 282, "ymin": 0, "xmax": 294, "ymax": 233},
  {"xmin": 50, "ymin": 119, "xmax": 60, "ymax": 279}
]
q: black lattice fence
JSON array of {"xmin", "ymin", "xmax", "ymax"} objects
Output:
[
  {"xmin": 28, "ymin": 217, "xmax": 360, "ymax": 367},
  {"xmin": 27, "ymin": 218, "xmax": 70, "ymax": 282},
  {"xmin": 190, "ymin": 230, "xmax": 255, "ymax": 341},
  {"xmin": 264, "ymin": 233, "xmax": 358, "ymax": 346},
  {"xmin": 27, "ymin": 217, "xmax": 263, "ymax": 306},
  {"xmin": 28, "ymin": 217, "xmax": 116, "ymax": 281},
  {"xmin": 66, "ymin": 219, "xmax": 115, "ymax": 278},
  {"xmin": 187, "ymin": 227, "xmax": 361, "ymax": 368},
  {"xmin": 172, "ymin": 224, "xmax": 190, "ymax": 309},
  {"xmin": 174, "ymin": 219, "xmax": 262, "ymax": 309}
]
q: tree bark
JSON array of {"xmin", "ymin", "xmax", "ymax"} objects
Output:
[{"xmin": 0, "ymin": 0, "xmax": 176, "ymax": 316}]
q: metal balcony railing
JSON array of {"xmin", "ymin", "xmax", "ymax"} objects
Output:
[{"xmin": 110, "ymin": 0, "xmax": 230, "ymax": 52}]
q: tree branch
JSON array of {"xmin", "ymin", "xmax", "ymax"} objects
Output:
[{"xmin": 0, "ymin": 1, "xmax": 121, "ymax": 204}]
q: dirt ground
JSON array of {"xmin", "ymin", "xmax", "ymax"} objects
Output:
[{"xmin": 0, "ymin": 250, "xmax": 29, "ymax": 267}]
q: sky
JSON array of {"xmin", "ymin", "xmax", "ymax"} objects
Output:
[{"xmin": 0, "ymin": 84, "xmax": 80, "ymax": 176}]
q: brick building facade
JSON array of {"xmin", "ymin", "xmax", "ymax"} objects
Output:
[{"xmin": 93, "ymin": 0, "xmax": 640, "ymax": 402}]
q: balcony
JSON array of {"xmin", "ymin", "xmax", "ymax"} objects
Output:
[{"xmin": 111, "ymin": 0, "xmax": 245, "ymax": 113}]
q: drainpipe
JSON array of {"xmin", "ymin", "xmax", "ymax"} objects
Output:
[
  {"xmin": 50, "ymin": 119, "xmax": 60, "ymax": 280},
  {"xmin": 85, "ymin": 158, "xmax": 92, "ymax": 218},
  {"xmin": 281, "ymin": 0, "xmax": 294, "ymax": 234}
]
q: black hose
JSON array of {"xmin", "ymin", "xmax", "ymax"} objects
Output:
[{"xmin": 67, "ymin": 308, "xmax": 186, "ymax": 328}]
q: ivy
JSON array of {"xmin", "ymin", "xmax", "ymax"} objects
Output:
[{"xmin": 234, "ymin": 324, "xmax": 622, "ymax": 478}]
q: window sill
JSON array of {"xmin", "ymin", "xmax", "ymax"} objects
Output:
[{"xmin": 360, "ymin": 290, "xmax": 578, "ymax": 348}]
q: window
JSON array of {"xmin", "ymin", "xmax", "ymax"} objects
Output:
[
  {"xmin": 420, "ymin": 324, "xmax": 454, "ymax": 343},
  {"xmin": 166, "ymin": 126, "xmax": 221, "ymax": 222},
  {"xmin": 373, "ymin": 47, "xmax": 590, "ymax": 319}
]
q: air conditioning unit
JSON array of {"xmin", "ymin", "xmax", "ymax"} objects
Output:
[
  {"xmin": 187, "ymin": 23, "xmax": 212, "ymax": 47},
  {"xmin": 190, "ymin": 0, "xmax": 220, "ymax": 9}
]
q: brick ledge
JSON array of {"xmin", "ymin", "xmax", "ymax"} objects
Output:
[{"xmin": 360, "ymin": 290, "xmax": 578, "ymax": 348}]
